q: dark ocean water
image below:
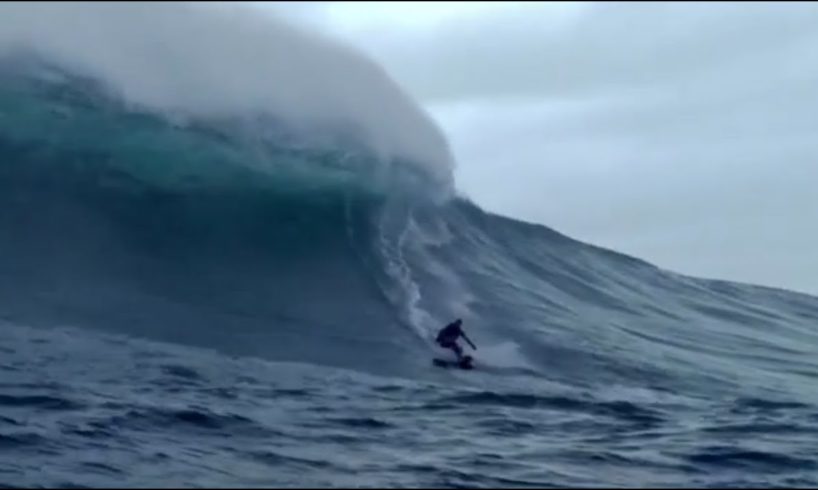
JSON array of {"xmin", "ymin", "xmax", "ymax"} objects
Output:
[{"xmin": 2, "ymin": 54, "xmax": 818, "ymax": 488}]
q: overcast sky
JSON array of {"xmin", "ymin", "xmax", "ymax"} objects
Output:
[{"xmin": 262, "ymin": 2, "xmax": 818, "ymax": 296}]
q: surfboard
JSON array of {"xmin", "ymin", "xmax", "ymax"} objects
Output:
[{"xmin": 433, "ymin": 355, "xmax": 474, "ymax": 370}]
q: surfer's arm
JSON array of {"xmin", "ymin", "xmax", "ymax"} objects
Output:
[{"xmin": 461, "ymin": 332, "xmax": 476, "ymax": 350}]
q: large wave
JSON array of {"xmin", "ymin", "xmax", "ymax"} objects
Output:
[{"xmin": 1, "ymin": 3, "xmax": 818, "ymax": 402}]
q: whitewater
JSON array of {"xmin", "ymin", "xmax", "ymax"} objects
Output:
[{"xmin": 1, "ymin": 3, "xmax": 818, "ymax": 487}]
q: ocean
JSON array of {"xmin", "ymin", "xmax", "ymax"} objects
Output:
[{"xmin": 2, "ymin": 4, "xmax": 818, "ymax": 488}]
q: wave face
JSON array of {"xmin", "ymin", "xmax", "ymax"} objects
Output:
[{"xmin": 2, "ymin": 4, "xmax": 818, "ymax": 487}]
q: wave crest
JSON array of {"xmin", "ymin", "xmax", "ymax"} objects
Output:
[{"xmin": 0, "ymin": 2, "xmax": 454, "ymax": 192}]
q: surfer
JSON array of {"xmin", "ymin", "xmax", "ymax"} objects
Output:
[{"xmin": 435, "ymin": 319, "xmax": 476, "ymax": 361}]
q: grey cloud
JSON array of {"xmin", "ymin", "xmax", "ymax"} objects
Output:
[
  {"xmin": 352, "ymin": 2, "xmax": 818, "ymax": 102},
  {"xmin": 248, "ymin": 3, "xmax": 818, "ymax": 293},
  {"xmin": 397, "ymin": 3, "xmax": 818, "ymax": 294}
]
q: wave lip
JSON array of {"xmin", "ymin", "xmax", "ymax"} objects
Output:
[{"xmin": 0, "ymin": 2, "xmax": 455, "ymax": 191}]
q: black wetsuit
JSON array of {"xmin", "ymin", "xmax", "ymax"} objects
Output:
[{"xmin": 436, "ymin": 322, "xmax": 464, "ymax": 358}]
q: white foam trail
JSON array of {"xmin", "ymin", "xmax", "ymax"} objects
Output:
[
  {"xmin": 0, "ymin": 2, "xmax": 454, "ymax": 188},
  {"xmin": 433, "ymin": 340, "xmax": 532, "ymax": 372},
  {"xmin": 475, "ymin": 341, "xmax": 533, "ymax": 370},
  {"xmin": 404, "ymin": 213, "xmax": 476, "ymax": 319},
  {"xmin": 374, "ymin": 205, "xmax": 435, "ymax": 341}
]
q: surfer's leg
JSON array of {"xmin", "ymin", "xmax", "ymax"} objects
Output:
[
  {"xmin": 451, "ymin": 342, "xmax": 463, "ymax": 359},
  {"xmin": 439, "ymin": 340, "xmax": 461, "ymax": 360}
]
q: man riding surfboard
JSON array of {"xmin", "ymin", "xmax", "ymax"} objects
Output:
[{"xmin": 435, "ymin": 318, "xmax": 476, "ymax": 362}]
